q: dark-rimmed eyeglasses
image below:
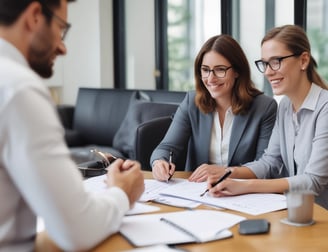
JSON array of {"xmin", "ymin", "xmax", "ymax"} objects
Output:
[
  {"xmin": 200, "ymin": 65, "xmax": 232, "ymax": 78},
  {"xmin": 40, "ymin": 2, "xmax": 71, "ymax": 41},
  {"xmin": 255, "ymin": 54, "xmax": 300, "ymax": 73}
]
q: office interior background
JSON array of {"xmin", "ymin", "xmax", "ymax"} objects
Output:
[{"xmin": 47, "ymin": 0, "xmax": 328, "ymax": 105}]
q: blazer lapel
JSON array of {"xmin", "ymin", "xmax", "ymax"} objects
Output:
[
  {"xmin": 199, "ymin": 112, "xmax": 213, "ymax": 162},
  {"xmin": 228, "ymin": 114, "xmax": 249, "ymax": 164}
]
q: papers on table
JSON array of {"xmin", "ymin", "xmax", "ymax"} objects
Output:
[
  {"xmin": 84, "ymin": 175, "xmax": 287, "ymax": 215},
  {"xmin": 83, "ymin": 175, "xmax": 161, "ymax": 215},
  {"xmin": 126, "ymin": 203, "xmax": 160, "ymax": 215},
  {"xmin": 159, "ymin": 180, "xmax": 287, "ymax": 215},
  {"xmin": 140, "ymin": 179, "xmax": 201, "ymax": 208},
  {"xmin": 83, "ymin": 174, "xmax": 107, "ymax": 193},
  {"xmin": 120, "ymin": 209, "xmax": 245, "ymax": 246},
  {"xmin": 84, "ymin": 175, "xmax": 200, "ymax": 209}
]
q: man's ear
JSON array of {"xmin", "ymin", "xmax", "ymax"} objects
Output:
[{"xmin": 23, "ymin": 2, "xmax": 44, "ymax": 33}]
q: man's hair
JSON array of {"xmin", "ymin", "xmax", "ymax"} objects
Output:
[{"xmin": 0, "ymin": 0, "xmax": 75, "ymax": 25}]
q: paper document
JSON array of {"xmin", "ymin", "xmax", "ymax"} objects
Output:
[
  {"xmin": 140, "ymin": 178, "xmax": 186, "ymax": 201},
  {"xmin": 159, "ymin": 180, "xmax": 287, "ymax": 215},
  {"xmin": 126, "ymin": 203, "xmax": 160, "ymax": 215},
  {"xmin": 83, "ymin": 174, "xmax": 107, "ymax": 193},
  {"xmin": 83, "ymin": 175, "xmax": 200, "ymax": 208},
  {"xmin": 83, "ymin": 175, "xmax": 160, "ymax": 215},
  {"xmin": 120, "ymin": 209, "xmax": 245, "ymax": 246},
  {"xmin": 141, "ymin": 179, "xmax": 201, "ymax": 208}
]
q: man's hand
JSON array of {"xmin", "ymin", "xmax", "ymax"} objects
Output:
[{"xmin": 106, "ymin": 159, "xmax": 145, "ymax": 207}]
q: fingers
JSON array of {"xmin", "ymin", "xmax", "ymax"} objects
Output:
[
  {"xmin": 208, "ymin": 179, "xmax": 236, "ymax": 197},
  {"xmin": 189, "ymin": 164, "xmax": 209, "ymax": 182},
  {"xmin": 167, "ymin": 163, "xmax": 176, "ymax": 181},
  {"xmin": 105, "ymin": 159, "xmax": 145, "ymax": 207},
  {"xmin": 120, "ymin": 159, "xmax": 141, "ymax": 171},
  {"xmin": 189, "ymin": 165, "xmax": 228, "ymax": 182},
  {"xmin": 152, "ymin": 160, "xmax": 174, "ymax": 181}
]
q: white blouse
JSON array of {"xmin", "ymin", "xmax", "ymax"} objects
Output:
[{"xmin": 209, "ymin": 107, "xmax": 234, "ymax": 166}]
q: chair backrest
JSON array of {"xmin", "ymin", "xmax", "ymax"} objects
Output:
[
  {"xmin": 135, "ymin": 116, "xmax": 187, "ymax": 171},
  {"xmin": 73, "ymin": 88, "xmax": 135, "ymax": 145}
]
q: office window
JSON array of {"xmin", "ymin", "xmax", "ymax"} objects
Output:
[
  {"xmin": 307, "ymin": 0, "xmax": 328, "ymax": 83},
  {"xmin": 118, "ymin": 0, "xmax": 311, "ymax": 92},
  {"xmin": 232, "ymin": 0, "xmax": 294, "ymax": 96},
  {"xmin": 167, "ymin": 0, "xmax": 221, "ymax": 91},
  {"xmin": 166, "ymin": 0, "xmax": 295, "ymax": 93}
]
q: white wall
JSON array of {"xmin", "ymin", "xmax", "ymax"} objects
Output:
[{"xmin": 46, "ymin": 0, "xmax": 114, "ymax": 105}]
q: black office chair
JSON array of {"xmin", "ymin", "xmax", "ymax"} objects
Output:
[{"xmin": 134, "ymin": 116, "xmax": 187, "ymax": 171}]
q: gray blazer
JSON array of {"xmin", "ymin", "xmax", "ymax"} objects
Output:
[{"xmin": 150, "ymin": 91, "xmax": 277, "ymax": 171}]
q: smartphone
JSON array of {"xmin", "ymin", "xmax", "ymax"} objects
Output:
[{"xmin": 238, "ymin": 219, "xmax": 270, "ymax": 235}]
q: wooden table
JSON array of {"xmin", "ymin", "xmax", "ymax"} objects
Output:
[{"xmin": 36, "ymin": 171, "xmax": 328, "ymax": 251}]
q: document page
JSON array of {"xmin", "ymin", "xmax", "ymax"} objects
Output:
[
  {"xmin": 140, "ymin": 179, "xmax": 201, "ymax": 208},
  {"xmin": 159, "ymin": 180, "xmax": 287, "ymax": 215},
  {"xmin": 83, "ymin": 175, "xmax": 200, "ymax": 210},
  {"xmin": 83, "ymin": 175, "xmax": 160, "ymax": 215},
  {"xmin": 120, "ymin": 209, "xmax": 245, "ymax": 246}
]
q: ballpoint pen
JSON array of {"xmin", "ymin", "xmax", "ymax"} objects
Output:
[
  {"xmin": 167, "ymin": 150, "xmax": 173, "ymax": 182},
  {"xmin": 199, "ymin": 169, "xmax": 232, "ymax": 197}
]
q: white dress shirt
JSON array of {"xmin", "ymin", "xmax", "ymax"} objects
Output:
[{"xmin": 0, "ymin": 38, "xmax": 130, "ymax": 251}]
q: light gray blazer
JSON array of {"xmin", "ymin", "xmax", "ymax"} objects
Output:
[
  {"xmin": 245, "ymin": 84, "xmax": 328, "ymax": 209},
  {"xmin": 150, "ymin": 91, "xmax": 277, "ymax": 171}
]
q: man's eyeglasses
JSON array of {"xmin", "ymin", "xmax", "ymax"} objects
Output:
[
  {"xmin": 200, "ymin": 65, "xmax": 232, "ymax": 79},
  {"xmin": 40, "ymin": 3, "xmax": 71, "ymax": 41},
  {"xmin": 255, "ymin": 54, "xmax": 300, "ymax": 73}
]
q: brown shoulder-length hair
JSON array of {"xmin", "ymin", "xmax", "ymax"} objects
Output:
[
  {"xmin": 194, "ymin": 34, "xmax": 262, "ymax": 115},
  {"xmin": 261, "ymin": 25, "xmax": 327, "ymax": 89}
]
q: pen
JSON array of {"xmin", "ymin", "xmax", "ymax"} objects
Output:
[
  {"xmin": 199, "ymin": 169, "xmax": 232, "ymax": 197},
  {"xmin": 167, "ymin": 150, "xmax": 173, "ymax": 182}
]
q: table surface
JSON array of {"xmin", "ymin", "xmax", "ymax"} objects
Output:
[{"xmin": 36, "ymin": 171, "xmax": 328, "ymax": 252}]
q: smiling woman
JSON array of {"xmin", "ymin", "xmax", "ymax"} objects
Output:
[
  {"xmin": 207, "ymin": 25, "xmax": 328, "ymax": 211},
  {"xmin": 150, "ymin": 34, "xmax": 277, "ymax": 183}
]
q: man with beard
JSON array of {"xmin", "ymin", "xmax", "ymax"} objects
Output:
[{"xmin": 0, "ymin": 1, "xmax": 145, "ymax": 251}]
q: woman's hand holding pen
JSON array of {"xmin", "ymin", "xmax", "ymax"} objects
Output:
[
  {"xmin": 206, "ymin": 173, "xmax": 251, "ymax": 197},
  {"xmin": 152, "ymin": 159, "xmax": 176, "ymax": 182}
]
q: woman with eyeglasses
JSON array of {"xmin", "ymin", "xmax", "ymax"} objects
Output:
[
  {"xmin": 207, "ymin": 25, "xmax": 328, "ymax": 210},
  {"xmin": 151, "ymin": 34, "xmax": 277, "ymax": 182}
]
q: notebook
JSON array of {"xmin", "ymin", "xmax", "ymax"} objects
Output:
[{"xmin": 119, "ymin": 209, "xmax": 245, "ymax": 246}]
